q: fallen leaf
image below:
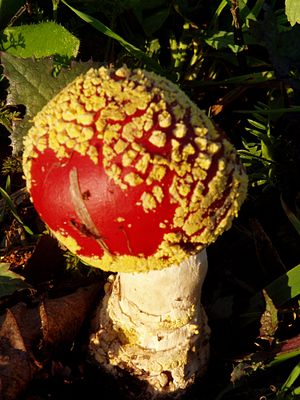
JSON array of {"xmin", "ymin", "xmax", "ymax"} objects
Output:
[
  {"xmin": 0, "ymin": 309, "xmax": 40, "ymax": 400},
  {"xmin": 0, "ymin": 283, "xmax": 102, "ymax": 399},
  {"xmin": 41, "ymin": 284, "xmax": 102, "ymax": 352}
]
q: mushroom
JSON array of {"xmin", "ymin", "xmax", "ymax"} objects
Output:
[{"xmin": 22, "ymin": 65, "xmax": 247, "ymax": 395}]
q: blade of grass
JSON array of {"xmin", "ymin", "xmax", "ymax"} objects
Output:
[
  {"xmin": 279, "ymin": 359, "xmax": 300, "ymax": 392},
  {"xmin": 209, "ymin": 0, "xmax": 228, "ymax": 29},
  {"xmin": 280, "ymin": 195, "xmax": 300, "ymax": 236},
  {"xmin": 61, "ymin": 0, "xmax": 170, "ymax": 78},
  {"xmin": 251, "ymin": 0, "xmax": 265, "ymax": 19},
  {"xmin": 5, "ymin": 175, "xmax": 11, "ymax": 193},
  {"xmin": 185, "ymin": 71, "xmax": 275, "ymax": 87},
  {"xmin": 0, "ymin": 186, "xmax": 34, "ymax": 235},
  {"xmin": 235, "ymin": 106, "xmax": 300, "ymax": 114},
  {"xmin": 269, "ymin": 345, "xmax": 300, "ymax": 367}
]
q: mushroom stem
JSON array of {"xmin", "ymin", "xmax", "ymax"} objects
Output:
[{"xmin": 89, "ymin": 250, "xmax": 210, "ymax": 395}]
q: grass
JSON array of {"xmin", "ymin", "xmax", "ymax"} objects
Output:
[{"xmin": 0, "ymin": 0, "xmax": 300, "ymax": 399}]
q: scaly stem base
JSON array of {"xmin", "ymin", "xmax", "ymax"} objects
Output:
[{"xmin": 89, "ymin": 250, "xmax": 210, "ymax": 395}]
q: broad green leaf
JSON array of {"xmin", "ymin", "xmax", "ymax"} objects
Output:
[
  {"xmin": 241, "ymin": 263, "xmax": 300, "ymax": 325},
  {"xmin": 285, "ymin": 0, "xmax": 300, "ymax": 26},
  {"xmin": 204, "ymin": 31, "xmax": 241, "ymax": 53},
  {"xmin": 0, "ymin": 21, "xmax": 79, "ymax": 59},
  {"xmin": 238, "ymin": 0, "xmax": 258, "ymax": 23},
  {"xmin": 1, "ymin": 53, "xmax": 101, "ymax": 153},
  {"xmin": 263, "ymin": 263, "xmax": 300, "ymax": 306},
  {"xmin": 0, "ymin": 263, "xmax": 30, "ymax": 298}
]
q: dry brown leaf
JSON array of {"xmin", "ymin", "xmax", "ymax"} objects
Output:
[
  {"xmin": 0, "ymin": 283, "xmax": 102, "ymax": 399},
  {"xmin": 0, "ymin": 309, "xmax": 40, "ymax": 400},
  {"xmin": 258, "ymin": 289, "xmax": 278, "ymax": 344},
  {"xmin": 41, "ymin": 284, "xmax": 101, "ymax": 351}
]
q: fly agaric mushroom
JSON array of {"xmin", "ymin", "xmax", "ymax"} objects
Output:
[{"xmin": 23, "ymin": 65, "xmax": 247, "ymax": 395}]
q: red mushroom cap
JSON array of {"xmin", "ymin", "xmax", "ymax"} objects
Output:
[{"xmin": 23, "ymin": 66, "xmax": 247, "ymax": 273}]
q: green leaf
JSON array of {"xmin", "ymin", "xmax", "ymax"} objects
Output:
[
  {"xmin": 280, "ymin": 360, "xmax": 300, "ymax": 392},
  {"xmin": 285, "ymin": 0, "xmax": 300, "ymax": 26},
  {"xmin": 241, "ymin": 263, "xmax": 300, "ymax": 326},
  {"xmin": 265, "ymin": 264, "xmax": 300, "ymax": 306},
  {"xmin": 250, "ymin": 9, "xmax": 300, "ymax": 75},
  {"xmin": 0, "ymin": 263, "xmax": 30, "ymax": 298},
  {"xmin": 1, "ymin": 53, "xmax": 101, "ymax": 153},
  {"xmin": 204, "ymin": 31, "xmax": 241, "ymax": 53},
  {"xmin": 0, "ymin": 21, "xmax": 80, "ymax": 59},
  {"xmin": 61, "ymin": 0, "xmax": 169, "ymax": 77}
]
